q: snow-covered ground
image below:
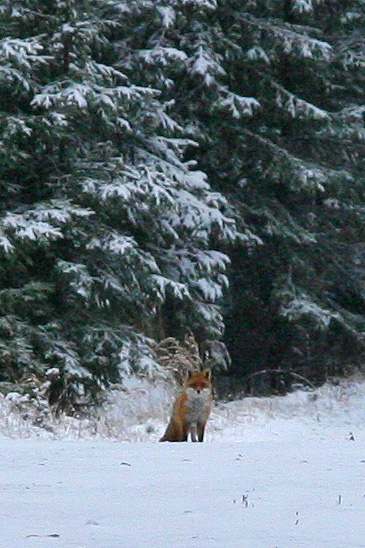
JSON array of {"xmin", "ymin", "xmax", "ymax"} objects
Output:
[{"xmin": 1, "ymin": 375, "xmax": 365, "ymax": 548}]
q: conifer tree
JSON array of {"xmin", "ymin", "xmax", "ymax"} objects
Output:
[
  {"xmin": 123, "ymin": 0, "xmax": 365, "ymax": 387},
  {"xmin": 220, "ymin": 0, "xmax": 365, "ymax": 384},
  {"xmin": 0, "ymin": 0, "xmax": 239, "ymax": 392},
  {"xmin": 1, "ymin": 0, "xmax": 365, "ymax": 399}
]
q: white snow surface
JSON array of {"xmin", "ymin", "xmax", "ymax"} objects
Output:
[{"xmin": 1, "ymin": 375, "xmax": 365, "ymax": 548}]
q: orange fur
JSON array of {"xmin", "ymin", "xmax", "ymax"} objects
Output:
[{"xmin": 160, "ymin": 369, "xmax": 213, "ymax": 442}]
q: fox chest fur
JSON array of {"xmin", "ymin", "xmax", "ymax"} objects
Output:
[{"xmin": 184, "ymin": 386, "xmax": 212, "ymax": 424}]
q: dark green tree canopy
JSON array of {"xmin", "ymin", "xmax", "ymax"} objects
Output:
[{"xmin": 1, "ymin": 0, "xmax": 365, "ymax": 397}]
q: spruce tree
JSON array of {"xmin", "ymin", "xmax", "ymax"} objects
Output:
[
  {"xmin": 123, "ymin": 0, "xmax": 365, "ymax": 388},
  {"xmin": 0, "ymin": 0, "xmax": 239, "ymax": 394},
  {"xmin": 2, "ymin": 0, "xmax": 365, "ymax": 400}
]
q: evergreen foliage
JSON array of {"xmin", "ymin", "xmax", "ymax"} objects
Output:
[
  {"xmin": 0, "ymin": 0, "xmax": 239, "ymax": 394},
  {"xmin": 116, "ymin": 0, "xmax": 365, "ymax": 388},
  {"xmin": 1, "ymin": 0, "xmax": 365, "ymax": 400}
]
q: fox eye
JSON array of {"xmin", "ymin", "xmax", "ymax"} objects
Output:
[{"xmin": 191, "ymin": 382, "xmax": 208, "ymax": 390}]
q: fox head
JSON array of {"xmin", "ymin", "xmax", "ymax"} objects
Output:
[{"xmin": 185, "ymin": 369, "xmax": 212, "ymax": 397}]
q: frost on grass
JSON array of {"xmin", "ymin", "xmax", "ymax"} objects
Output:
[
  {"xmin": 0, "ymin": 375, "xmax": 173, "ymax": 441},
  {"xmin": 1, "ymin": 374, "xmax": 365, "ymax": 441}
]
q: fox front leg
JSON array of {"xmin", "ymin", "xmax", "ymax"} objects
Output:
[
  {"xmin": 197, "ymin": 422, "xmax": 206, "ymax": 442},
  {"xmin": 190, "ymin": 422, "xmax": 198, "ymax": 442}
]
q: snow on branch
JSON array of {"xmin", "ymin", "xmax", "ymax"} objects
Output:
[
  {"xmin": 243, "ymin": 129, "xmax": 349, "ymax": 194},
  {"xmin": 152, "ymin": 275, "xmax": 191, "ymax": 301},
  {"xmin": 194, "ymin": 249, "xmax": 230, "ymax": 274},
  {"xmin": 84, "ymin": 61, "xmax": 128, "ymax": 83},
  {"xmin": 291, "ymin": 0, "xmax": 315, "ymax": 14},
  {"xmin": 95, "ymin": 164, "xmax": 176, "ymax": 208},
  {"xmin": 0, "ymin": 66, "xmax": 31, "ymax": 90},
  {"xmin": 44, "ymin": 339, "xmax": 92, "ymax": 378},
  {"xmin": 195, "ymin": 302, "xmax": 224, "ymax": 335},
  {"xmin": 215, "ymin": 89, "xmax": 261, "ymax": 119},
  {"xmin": 176, "ymin": 0, "xmax": 217, "ymax": 9},
  {"xmin": 4, "ymin": 116, "xmax": 32, "ymax": 137},
  {"xmin": 237, "ymin": 14, "xmax": 333, "ymax": 61},
  {"xmin": 156, "ymin": 107, "xmax": 184, "ymax": 133},
  {"xmin": 0, "ymin": 37, "xmax": 44, "ymax": 65},
  {"xmin": 263, "ymin": 208, "xmax": 317, "ymax": 244},
  {"xmin": 157, "ymin": 6, "xmax": 176, "ymax": 28},
  {"xmin": 31, "ymin": 80, "xmax": 159, "ymax": 112},
  {"xmin": 0, "ymin": 201, "xmax": 92, "ymax": 249},
  {"xmin": 117, "ymin": 336, "xmax": 163, "ymax": 379},
  {"xmin": 56, "ymin": 260, "xmax": 93, "ymax": 301},
  {"xmin": 278, "ymin": 288, "xmax": 340, "ymax": 330},
  {"xmin": 169, "ymin": 247, "xmax": 230, "ymax": 288},
  {"xmin": 86, "ymin": 234, "xmax": 136, "ymax": 256},
  {"xmin": 3, "ymin": 215, "xmax": 63, "ymax": 242},
  {"xmin": 188, "ymin": 45, "xmax": 225, "ymax": 86},
  {"xmin": 195, "ymin": 278, "xmax": 225, "ymax": 301},
  {"xmin": 273, "ymin": 82, "xmax": 330, "ymax": 120},
  {"xmin": 169, "ymin": 188, "xmax": 237, "ymax": 243},
  {"xmin": 32, "ymin": 83, "xmax": 89, "ymax": 109},
  {"xmin": 139, "ymin": 47, "xmax": 188, "ymax": 66},
  {"xmin": 246, "ymin": 46, "xmax": 271, "ymax": 64},
  {"xmin": 28, "ymin": 200, "xmax": 94, "ymax": 224},
  {"xmin": 0, "ymin": 232, "xmax": 14, "ymax": 254}
]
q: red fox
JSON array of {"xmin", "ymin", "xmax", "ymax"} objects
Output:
[{"xmin": 160, "ymin": 369, "xmax": 213, "ymax": 442}]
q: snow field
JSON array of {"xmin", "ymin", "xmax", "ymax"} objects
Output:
[
  {"xmin": 1, "ymin": 435, "xmax": 365, "ymax": 548},
  {"xmin": 1, "ymin": 375, "xmax": 365, "ymax": 548}
]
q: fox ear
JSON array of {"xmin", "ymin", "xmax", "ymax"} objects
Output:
[{"xmin": 202, "ymin": 368, "xmax": 211, "ymax": 379}]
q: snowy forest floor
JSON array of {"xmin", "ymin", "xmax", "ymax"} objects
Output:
[{"xmin": 1, "ymin": 375, "xmax": 365, "ymax": 548}]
